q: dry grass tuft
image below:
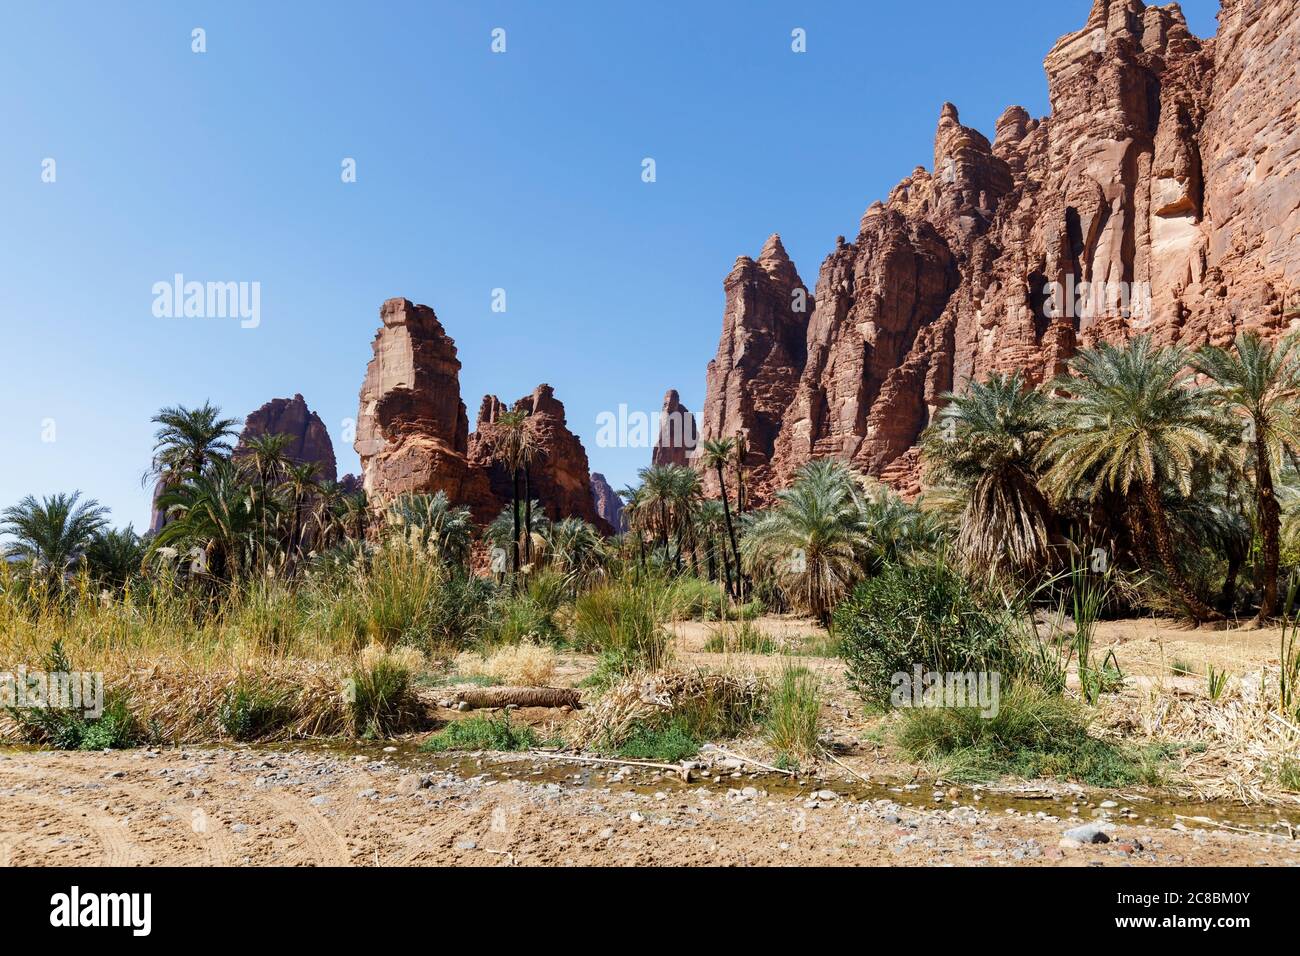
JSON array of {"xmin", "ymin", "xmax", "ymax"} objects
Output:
[
  {"xmin": 569, "ymin": 669, "xmax": 764, "ymax": 751},
  {"xmin": 0, "ymin": 658, "xmax": 353, "ymax": 744},
  {"xmin": 1099, "ymin": 667, "xmax": 1300, "ymax": 805},
  {"xmin": 455, "ymin": 640, "xmax": 557, "ymax": 687}
]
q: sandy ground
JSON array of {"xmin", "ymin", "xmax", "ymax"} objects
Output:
[
  {"xmin": 2, "ymin": 745, "xmax": 1296, "ymax": 867},
  {"xmin": 2, "ymin": 615, "xmax": 1295, "ymax": 867}
]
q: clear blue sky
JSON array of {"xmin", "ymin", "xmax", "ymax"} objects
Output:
[{"xmin": 0, "ymin": 0, "xmax": 1221, "ymax": 532}]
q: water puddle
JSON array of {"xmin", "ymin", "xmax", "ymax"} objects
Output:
[{"xmin": 262, "ymin": 738, "xmax": 1299, "ymax": 839}]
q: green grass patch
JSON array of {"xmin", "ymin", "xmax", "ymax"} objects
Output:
[
  {"xmin": 1278, "ymin": 756, "xmax": 1300, "ymax": 792},
  {"xmin": 764, "ymin": 664, "xmax": 821, "ymax": 763},
  {"xmin": 616, "ymin": 718, "xmax": 700, "ymax": 762},
  {"xmin": 894, "ymin": 684, "xmax": 1167, "ymax": 787},
  {"xmin": 703, "ymin": 620, "xmax": 776, "ymax": 654},
  {"xmin": 420, "ymin": 713, "xmax": 548, "ymax": 752},
  {"xmin": 787, "ymin": 632, "xmax": 841, "ymax": 657},
  {"xmin": 217, "ymin": 678, "xmax": 294, "ymax": 741}
]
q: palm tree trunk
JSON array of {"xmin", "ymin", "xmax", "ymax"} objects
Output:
[
  {"xmin": 523, "ymin": 466, "xmax": 533, "ymax": 568},
  {"xmin": 719, "ymin": 533, "xmax": 734, "ymax": 597},
  {"xmin": 716, "ymin": 464, "xmax": 741, "ymax": 601},
  {"xmin": 1141, "ymin": 481, "xmax": 1222, "ymax": 623},
  {"xmin": 1256, "ymin": 441, "xmax": 1280, "ymax": 623},
  {"xmin": 1220, "ymin": 550, "xmax": 1241, "ymax": 614},
  {"xmin": 511, "ymin": 469, "xmax": 521, "ymax": 584}
]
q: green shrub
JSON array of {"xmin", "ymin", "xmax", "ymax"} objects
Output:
[
  {"xmin": 764, "ymin": 664, "xmax": 821, "ymax": 761},
  {"xmin": 571, "ymin": 583, "xmax": 669, "ymax": 674},
  {"xmin": 349, "ymin": 655, "xmax": 419, "ymax": 739},
  {"xmin": 421, "ymin": 712, "xmax": 543, "ymax": 752},
  {"xmin": 6, "ymin": 641, "xmax": 140, "ymax": 749},
  {"xmin": 218, "ymin": 678, "xmax": 293, "ymax": 741},
  {"xmin": 483, "ymin": 593, "xmax": 558, "ymax": 647},
  {"xmin": 356, "ymin": 540, "xmax": 446, "ymax": 648},
  {"xmin": 427, "ymin": 573, "xmax": 496, "ymax": 651},
  {"xmin": 616, "ymin": 718, "xmax": 700, "ymax": 762},
  {"xmin": 664, "ymin": 577, "xmax": 725, "ymax": 620},
  {"xmin": 894, "ymin": 684, "xmax": 1163, "ymax": 786},
  {"xmin": 835, "ymin": 561, "xmax": 1022, "ymax": 707}
]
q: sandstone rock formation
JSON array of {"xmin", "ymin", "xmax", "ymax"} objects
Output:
[
  {"xmin": 589, "ymin": 472, "xmax": 626, "ymax": 532},
  {"xmin": 650, "ymin": 389, "xmax": 698, "ymax": 468},
  {"xmin": 698, "ymin": 0, "xmax": 1300, "ymax": 500},
  {"xmin": 354, "ymin": 298, "xmax": 495, "ymax": 516},
  {"xmin": 698, "ymin": 233, "xmax": 811, "ymax": 499},
  {"xmin": 355, "ymin": 297, "xmax": 607, "ymax": 529},
  {"xmin": 234, "ymin": 394, "xmax": 338, "ymax": 482},
  {"xmin": 467, "ymin": 384, "xmax": 608, "ymax": 529}
]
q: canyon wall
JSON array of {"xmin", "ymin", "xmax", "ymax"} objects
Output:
[{"xmin": 696, "ymin": 0, "xmax": 1300, "ymax": 499}]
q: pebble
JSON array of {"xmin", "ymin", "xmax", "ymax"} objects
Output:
[{"xmin": 1063, "ymin": 823, "xmax": 1111, "ymax": 844}]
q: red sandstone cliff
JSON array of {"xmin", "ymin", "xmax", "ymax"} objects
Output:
[
  {"xmin": 697, "ymin": 0, "xmax": 1300, "ymax": 500},
  {"xmin": 355, "ymin": 297, "xmax": 606, "ymax": 528},
  {"xmin": 650, "ymin": 389, "xmax": 698, "ymax": 468},
  {"xmin": 234, "ymin": 394, "xmax": 338, "ymax": 482}
]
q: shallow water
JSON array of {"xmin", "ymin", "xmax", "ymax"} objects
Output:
[{"xmin": 260, "ymin": 738, "xmax": 1299, "ymax": 838}]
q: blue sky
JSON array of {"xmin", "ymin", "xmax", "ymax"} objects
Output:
[{"xmin": 0, "ymin": 0, "xmax": 1221, "ymax": 532}]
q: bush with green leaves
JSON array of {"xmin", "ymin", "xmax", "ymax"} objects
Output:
[
  {"xmin": 349, "ymin": 654, "xmax": 419, "ymax": 739},
  {"xmin": 217, "ymin": 677, "xmax": 294, "ymax": 741},
  {"xmin": 835, "ymin": 559, "xmax": 1023, "ymax": 707},
  {"xmin": 6, "ymin": 640, "xmax": 140, "ymax": 749}
]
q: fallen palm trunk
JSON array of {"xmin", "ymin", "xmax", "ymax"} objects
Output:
[{"xmin": 453, "ymin": 686, "xmax": 581, "ymax": 710}]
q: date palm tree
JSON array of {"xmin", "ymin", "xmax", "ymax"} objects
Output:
[
  {"xmin": 236, "ymin": 432, "xmax": 291, "ymax": 560},
  {"xmin": 152, "ymin": 458, "xmax": 257, "ymax": 579},
  {"xmin": 488, "ymin": 410, "xmax": 541, "ymax": 578},
  {"xmin": 701, "ymin": 437, "xmax": 741, "ymax": 598},
  {"xmin": 387, "ymin": 491, "xmax": 474, "ymax": 566},
  {"xmin": 84, "ymin": 525, "xmax": 145, "ymax": 590},
  {"xmin": 543, "ymin": 517, "xmax": 608, "ymax": 592},
  {"xmin": 147, "ymin": 402, "xmax": 239, "ymax": 483},
  {"xmin": 740, "ymin": 460, "xmax": 868, "ymax": 624},
  {"xmin": 619, "ymin": 484, "xmax": 650, "ymax": 572},
  {"xmin": 922, "ymin": 371, "xmax": 1053, "ymax": 576},
  {"xmin": 1, "ymin": 491, "xmax": 109, "ymax": 580},
  {"xmin": 637, "ymin": 465, "xmax": 677, "ymax": 559},
  {"xmin": 279, "ymin": 461, "xmax": 321, "ymax": 561},
  {"xmin": 667, "ymin": 464, "xmax": 702, "ymax": 572},
  {"xmin": 1193, "ymin": 331, "xmax": 1300, "ymax": 622},
  {"xmin": 1040, "ymin": 336, "xmax": 1231, "ymax": 623}
]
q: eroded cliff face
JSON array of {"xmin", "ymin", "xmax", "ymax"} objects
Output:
[
  {"xmin": 234, "ymin": 394, "xmax": 338, "ymax": 482},
  {"xmin": 650, "ymin": 389, "xmax": 698, "ymax": 468},
  {"xmin": 698, "ymin": 0, "xmax": 1300, "ymax": 499},
  {"xmin": 589, "ymin": 472, "xmax": 626, "ymax": 532},
  {"xmin": 467, "ymin": 384, "xmax": 608, "ymax": 529},
  {"xmin": 698, "ymin": 234, "xmax": 811, "ymax": 499},
  {"xmin": 355, "ymin": 298, "xmax": 605, "ymax": 528}
]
